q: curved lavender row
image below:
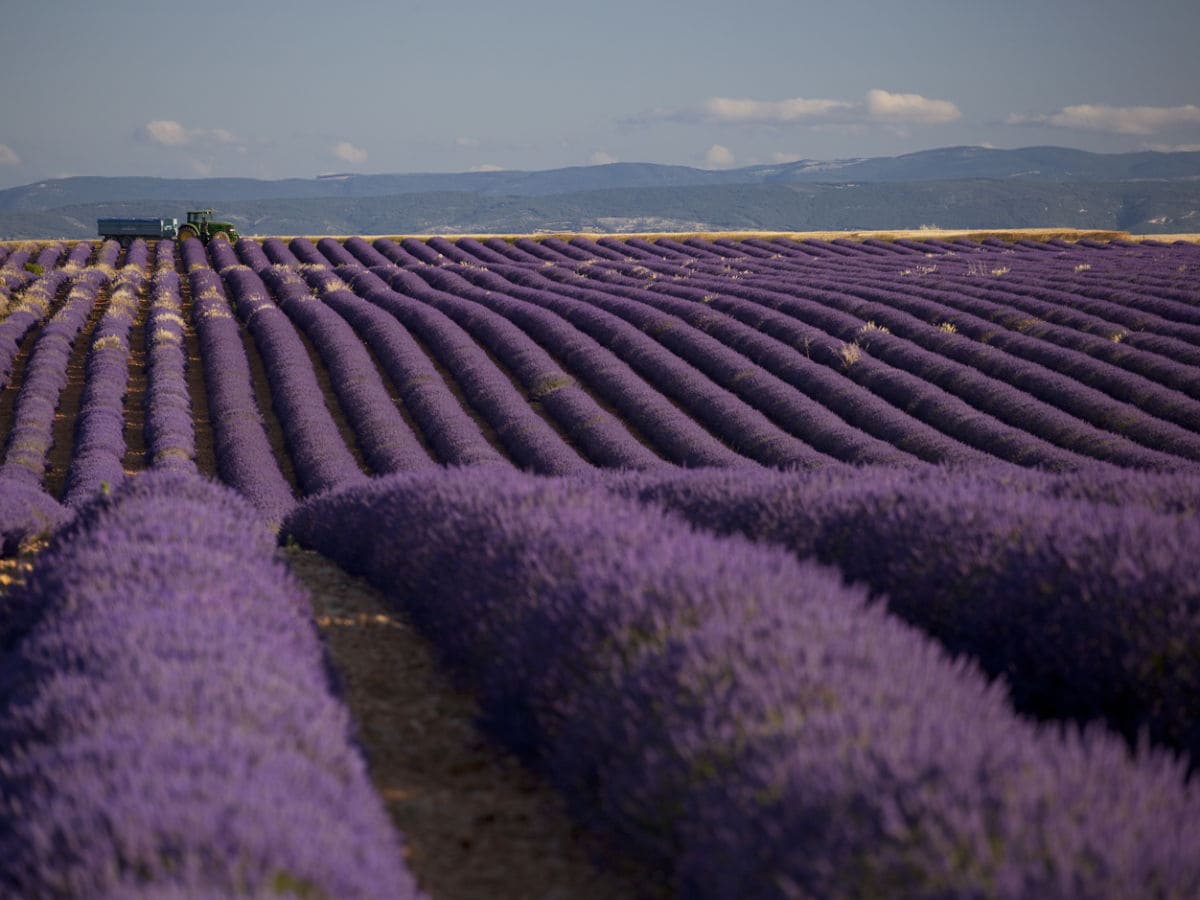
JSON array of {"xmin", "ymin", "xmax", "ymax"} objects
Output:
[
  {"xmin": 254, "ymin": 261, "xmax": 434, "ymax": 473},
  {"xmin": 182, "ymin": 239, "xmax": 294, "ymax": 522},
  {"xmin": 296, "ymin": 266, "xmax": 509, "ymax": 468},
  {"xmin": 0, "ymin": 246, "xmax": 33, "ymax": 288},
  {"xmin": 261, "ymin": 236, "xmax": 302, "ymax": 266},
  {"xmin": 232, "ymin": 236, "xmax": 272, "ymax": 272},
  {"xmin": 143, "ymin": 245, "xmax": 195, "ymax": 472},
  {"xmin": 861, "ymin": 262, "xmax": 1200, "ymax": 395},
  {"xmin": 727, "ymin": 264, "xmax": 1200, "ymax": 462},
  {"xmin": 0, "ymin": 269, "xmax": 71, "ymax": 390},
  {"xmin": 537, "ymin": 237, "xmax": 596, "ymax": 262},
  {"xmin": 0, "ymin": 477, "xmax": 71, "ymax": 554},
  {"xmin": 596, "ymin": 236, "xmax": 658, "ymax": 261},
  {"xmin": 288, "ymin": 236, "xmax": 334, "ymax": 266},
  {"xmin": 542, "ymin": 262, "xmax": 986, "ymax": 466},
  {"xmin": 974, "ymin": 277, "xmax": 1200, "ymax": 368},
  {"xmin": 1040, "ymin": 271, "xmax": 1200, "ymax": 318},
  {"xmin": 283, "ymin": 470, "xmax": 1200, "ymax": 899},
  {"xmin": 767, "ymin": 246, "xmax": 1200, "ymax": 398},
  {"xmin": 511, "ymin": 237, "xmax": 571, "ymax": 263},
  {"xmin": 33, "ymin": 242, "xmax": 64, "ymax": 272},
  {"xmin": 62, "ymin": 263, "xmax": 149, "ymax": 506},
  {"xmin": 612, "ymin": 257, "xmax": 1191, "ymax": 469},
  {"xmin": 219, "ymin": 264, "xmax": 366, "ymax": 494},
  {"xmin": 315, "ymin": 237, "xmax": 360, "ymax": 267},
  {"xmin": 482, "ymin": 237, "xmax": 544, "ymax": 263},
  {"xmin": 568, "ymin": 236, "xmax": 629, "ymax": 262},
  {"xmin": 387, "ymin": 238, "xmax": 439, "ymax": 265},
  {"xmin": 446, "ymin": 262, "xmax": 835, "ymax": 468},
  {"xmin": 340, "ymin": 264, "xmax": 589, "ymax": 474},
  {"xmin": 378, "ymin": 265, "xmax": 665, "ymax": 470},
  {"xmin": 393, "ymin": 258, "xmax": 745, "ymax": 468},
  {"xmin": 534, "ymin": 260, "xmax": 1077, "ymax": 468},
  {"xmin": 1005, "ymin": 268, "xmax": 1200, "ymax": 333},
  {"xmin": 522, "ymin": 260, "xmax": 970, "ymax": 466},
  {"xmin": 0, "ymin": 471, "xmax": 422, "ymax": 898},
  {"xmin": 121, "ymin": 238, "xmax": 150, "ymax": 271},
  {"xmin": 452, "ymin": 236, "xmax": 525, "ymax": 265},
  {"xmin": 917, "ymin": 261, "xmax": 1200, "ymax": 399},
  {"xmin": 1, "ymin": 269, "xmax": 109, "ymax": 487},
  {"xmin": 609, "ymin": 463, "xmax": 1200, "ymax": 762},
  {"xmin": 782, "ymin": 262, "xmax": 1200, "ymax": 441},
  {"xmin": 93, "ymin": 239, "xmax": 121, "ymax": 270},
  {"xmin": 204, "ymin": 234, "xmax": 240, "ymax": 272},
  {"xmin": 646, "ymin": 238, "xmax": 706, "ymax": 260},
  {"xmin": 623, "ymin": 237, "xmax": 694, "ymax": 262},
  {"xmin": 990, "ymin": 263, "xmax": 1200, "ymax": 344},
  {"xmin": 613, "ymin": 264, "xmax": 1107, "ymax": 470},
  {"xmin": 512, "ymin": 264, "xmax": 914, "ymax": 466},
  {"xmin": 61, "ymin": 240, "xmax": 94, "ymax": 268},
  {"xmin": 422, "ymin": 236, "xmax": 476, "ymax": 264},
  {"xmin": 341, "ymin": 235, "xmax": 392, "ymax": 267}
]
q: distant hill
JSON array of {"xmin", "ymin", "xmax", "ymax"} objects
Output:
[{"xmin": 2, "ymin": 146, "xmax": 1198, "ymax": 239}]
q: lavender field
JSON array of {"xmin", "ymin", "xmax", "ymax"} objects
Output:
[{"xmin": 1, "ymin": 230, "xmax": 1199, "ymax": 897}]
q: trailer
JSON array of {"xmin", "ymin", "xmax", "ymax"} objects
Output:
[{"xmin": 97, "ymin": 216, "xmax": 178, "ymax": 246}]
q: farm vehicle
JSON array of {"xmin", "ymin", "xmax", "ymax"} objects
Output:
[{"xmin": 97, "ymin": 209, "xmax": 239, "ymax": 246}]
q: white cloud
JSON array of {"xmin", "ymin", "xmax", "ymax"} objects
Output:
[
  {"xmin": 589, "ymin": 150, "xmax": 618, "ymax": 165},
  {"xmin": 142, "ymin": 119, "xmax": 191, "ymax": 146},
  {"xmin": 139, "ymin": 120, "xmax": 245, "ymax": 147},
  {"xmin": 705, "ymin": 144, "xmax": 736, "ymax": 168},
  {"xmin": 0, "ymin": 144, "xmax": 19, "ymax": 165},
  {"xmin": 332, "ymin": 141, "xmax": 368, "ymax": 165},
  {"xmin": 704, "ymin": 96, "xmax": 852, "ymax": 124},
  {"xmin": 633, "ymin": 89, "xmax": 959, "ymax": 129},
  {"xmin": 1008, "ymin": 104, "xmax": 1200, "ymax": 135},
  {"xmin": 771, "ymin": 152, "xmax": 806, "ymax": 164},
  {"xmin": 455, "ymin": 136, "xmax": 480, "ymax": 148},
  {"xmin": 469, "ymin": 163, "xmax": 505, "ymax": 172},
  {"xmin": 190, "ymin": 158, "xmax": 214, "ymax": 177},
  {"xmin": 865, "ymin": 89, "xmax": 961, "ymax": 125}
]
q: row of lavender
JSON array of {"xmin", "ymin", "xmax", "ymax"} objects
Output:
[
  {"xmin": 353, "ymin": 234, "xmax": 1200, "ymax": 472},
  {"xmin": 0, "ymin": 243, "xmax": 427, "ymax": 894},
  {"xmin": 202, "ymin": 231, "xmax": 1200, "ymax": 753},
  {"xmin": 1, "ymin": 233, "xmax": 1199, "ymax": 896},
  {"xmin": 4, "ymin": 234, "xmax": 1198, "ymax": 516},
  {"xmin": 0, "ymin": 471, "xmax": 423, "ymax": 897},
  {"xmin": 284, "ymin": 467, "xmax": 1200, "ymax": 899},
  {"xmin": 0, "ymin": 239, "xmax": 198, "ymax": 533}
]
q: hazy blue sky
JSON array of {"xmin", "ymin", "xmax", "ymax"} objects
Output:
[{"xmin": 1, "ymin": 0, "xmax": 1198, "ymax": 188}]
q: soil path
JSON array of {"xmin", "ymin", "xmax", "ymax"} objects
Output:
[{"xmin": 286, "ymin": 545, "xmax": 664, "ymax": 900}]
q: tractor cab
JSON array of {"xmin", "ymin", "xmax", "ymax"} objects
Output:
[{"xmin": 178, "ymin": 209, "xmax": 240, "ymax": 244}]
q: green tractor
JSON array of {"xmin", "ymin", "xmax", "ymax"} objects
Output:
[{"xmin": 177, "ymin": 209, "xmax": 240, "ymax": 244}]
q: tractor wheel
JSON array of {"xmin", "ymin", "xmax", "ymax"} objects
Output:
[
  {"xmin": 178, "ymin": 225, "xmax": 198, "ymax": 242},
  {"xmin": 209, "ymin": 230, "xmax": 230, "ymax": 244}
]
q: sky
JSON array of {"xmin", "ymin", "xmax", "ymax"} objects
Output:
[{"xmin": 1, "ymin": 0, "xmax": 1198, "ymax": 189}]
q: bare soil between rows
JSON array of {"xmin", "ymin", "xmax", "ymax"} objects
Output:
[{"xmin": 286, "ymin": 546, "xmax": 664, "ymax": 900}]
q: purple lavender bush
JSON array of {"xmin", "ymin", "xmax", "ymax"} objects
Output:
[
  {"xmin": 0, "ymin": 478, "xmax": 71, "ymax": 554},
  {"xmin": 0, "ymin": 470, "xmax": 424, "ymax": 898},
  {"xmin": 283, "ymin": 468, "xmax": 1200, "ymax": 899},
  {"xmin": 185, "ymin": 254, "xmax": 295, "ymax": 522},
  {"xmin": 607, "ymin": 462, "xmax": 1200, "ymax": 764},
  {"xmin": 61, "ymin": 263, "xmax": 147, "ymax": 506},
  {"xmin": 143, "ymin": 249, "xmax": 196, "ymax": 472}
]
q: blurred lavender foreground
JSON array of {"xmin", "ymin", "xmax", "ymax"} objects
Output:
[
  {"xmin": 284, "ymin": 468, "xmax": 1200, "ymax": 899},
  {"xmin": 0, "ymin": 471, "xmax": 424, "ymax": 898}
]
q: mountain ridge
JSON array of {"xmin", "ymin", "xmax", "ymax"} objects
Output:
[{"xmin": 2, "ymin": 146, "xmax": 1198, "ymax": 239}]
